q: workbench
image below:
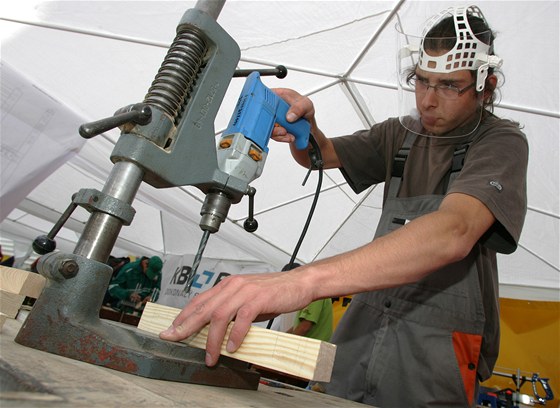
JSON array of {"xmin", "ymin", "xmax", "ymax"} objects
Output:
[{"xmin": 0, "ymin": 317, "xmax": 365, "ymax": 407}]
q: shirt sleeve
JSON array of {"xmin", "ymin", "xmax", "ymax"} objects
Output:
[
  {"xmin": 448, "ymin": 118, "xmax": 529, "ymax": 254},
  {"xmin": 298, "ymin": 300, "xmax": 324, "ymax": 324},
  {"xmin": 331, "ymin": 118, "xmax": 404, "ymax": 193}
]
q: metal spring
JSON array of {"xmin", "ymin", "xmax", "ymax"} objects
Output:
[{"xmin": 144, "ymin": 26, "xmax": 207, "ymax": 120}]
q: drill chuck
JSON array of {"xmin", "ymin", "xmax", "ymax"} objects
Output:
[{"xmin": 199, "ymin": 190, "xmax": 232, "ymax": 233}]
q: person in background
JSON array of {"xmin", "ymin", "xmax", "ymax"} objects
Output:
[
  {"xmin": 108, "ymin": 255, "xmax": 163, "ymax": 313},
  {"xmin": 287, "ymin": 298, "xmax": 333, "ymax": 342},
  {"xmin": 107, "ymin": 255, "xmax": 131, "ymax": 279},
  {"xmin": 160, "ymin": 6, "xmax": 528, "ymax": 406}
]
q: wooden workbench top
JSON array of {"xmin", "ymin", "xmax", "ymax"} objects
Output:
[{"xmin": 0, "ymin": 318, "xmax": 364, "ymax": 407}]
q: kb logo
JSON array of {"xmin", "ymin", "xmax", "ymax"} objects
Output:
[
  {"xmin": 169, "ymin": 266, "xmax": 232, "ymax": 291},
  {"xmin": 170, "ymin": 266, "xmax": 191, "ymax": 286}
]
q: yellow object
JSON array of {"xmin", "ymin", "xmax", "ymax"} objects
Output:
[
  {"xmin": 481, "ymin": 298, "xmax": 559, "ymax": 406},
  {"xmin": 332, "ymin": 296, "xmax": 353, "ymax": 330},
  {"xmin": 219, "ymin": 137, "xmax": 233, "ymax": 149},
  {"xmin": 248, "ymin": 149, "xmax": 262, "ymax": 161}
]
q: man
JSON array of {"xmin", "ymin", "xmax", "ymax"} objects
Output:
[
  {"xmin": 161, "ymin": 6, "xmax": 527, "ymax": 406},
  {"xmin": 107, "ymin": 255, "xmax": 163, "ymax": 313}
]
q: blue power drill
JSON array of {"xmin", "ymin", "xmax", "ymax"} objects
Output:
[
  {"xmin": 217, "ymin": 71, "xmax": 311, "ymax": 186},
  {"xmin": 186, "ymin": 72, "xmax": 311, "ymax": 294}
]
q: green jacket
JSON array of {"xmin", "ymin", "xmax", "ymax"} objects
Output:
[{"xmin": 108, "ymin": 259, "xmax": 161, "ymax": 302}]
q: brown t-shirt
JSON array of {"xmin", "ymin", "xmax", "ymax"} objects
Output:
[{"xmin": 331, "ymin": 113, "xmax": 528, "ymax": 254}]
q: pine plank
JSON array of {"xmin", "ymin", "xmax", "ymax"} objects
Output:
[
  {"xmin": 138, "ymin": 302, "xmax": 336, "ymax": 382},
  {"xmin": 0, "ymin": 266, "xmax": 46, "ymax": 298},
  {"xmin": 0, "ymin": 314, "xmax": 7, "ymax": 331},
  {"xmin": 0, "ymin": 290, "xmax": 25, "ymax": 318}
]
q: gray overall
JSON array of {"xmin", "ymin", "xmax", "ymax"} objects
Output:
[{"xmin": 325, "ymin": 134, "xmax": 486, "ymax": 407}]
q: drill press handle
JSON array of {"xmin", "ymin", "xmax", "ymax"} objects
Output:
[{"xmin": 79, "ymin": 104, "xmax": 152, "ymax": 139}]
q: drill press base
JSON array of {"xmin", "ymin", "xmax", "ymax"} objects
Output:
[{"xmin": 15, "ymin": 253, "xmax": 259, "ymax": 390}]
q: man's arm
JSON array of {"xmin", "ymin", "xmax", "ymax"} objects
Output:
[
  {"xmin": 160, "ymin": 192, "xmax": 495, "ymax": 366},
  {"xmin": 306, "ymin": 192, "xmax": 495, "ymax": 298},
  {"xmin": 288, "ymin": 319, "xmax": 314, "ymax": 336}
]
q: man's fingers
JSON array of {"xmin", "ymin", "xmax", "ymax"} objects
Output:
[
  {"xmin": 159, "ymin": 295, "xmax": 209, "ymax": 340},
  {"xmin": 272, "ymin": 88, "xmax": 314, "ymax": 121},
  {"xmin": 271, "ymin": 134, "xmax": 295, "ymax": 143},
  {"xmin": 225, "ymin": 307, "xmax": 254, "ymax": 354},
  {"xmin": 205, "ymin": 318, "xmax": 230, "ymax": 366},
  {"xmin": 204, "ymin": 302, "xmax": 247, "ymax": 365}
]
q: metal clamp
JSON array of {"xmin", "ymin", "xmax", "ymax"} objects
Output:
[{"xmin": 74, "ymin": 188, "xmax": 136, "ymax": 226}]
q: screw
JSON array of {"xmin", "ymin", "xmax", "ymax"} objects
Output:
[{"xmin": 59, "ymin": 259, "xmax": 79, "ymax": 278}]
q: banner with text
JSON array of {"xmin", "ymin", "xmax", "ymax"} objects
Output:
[{"xmin": 157, "ymin": 254, "xmax": 277, "ymax": 310}]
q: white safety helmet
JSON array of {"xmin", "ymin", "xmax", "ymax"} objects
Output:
[
  {"xmin": 417, "ymin": 5, "xmax": 502, "ymax": 91},
  {"xmin": 396, "ymin": 5, "xmax": 502, "ymax": 137}
]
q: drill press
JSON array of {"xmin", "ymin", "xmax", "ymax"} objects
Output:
[{"xmin": 15, "ymin": 0, "xmax": 266, "ymax": 389}]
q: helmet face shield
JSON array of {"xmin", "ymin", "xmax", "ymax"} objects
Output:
[{"xmin": 395, "ymin": 6, "xmax": 502, "ymax": 138}]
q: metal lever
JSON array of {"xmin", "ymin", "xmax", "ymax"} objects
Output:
[
  {"xmin": 234, "ymin": 65, "xmax": 287, "ymax": 78},
  {"xmin": 243, "ymin": 187, "xmax": 258, "ymax": 232},
  {"xmin": 32, "ymin": 199, "xmax": 78, "ymax": 255},
  {"xmin": 79, "ymin": 103, "xmax": 152, "ymax": 139}
]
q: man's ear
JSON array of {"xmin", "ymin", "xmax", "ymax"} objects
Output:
[{"xmin": 483, "ymin": 74, "xmax": 497, "ymax": 102}]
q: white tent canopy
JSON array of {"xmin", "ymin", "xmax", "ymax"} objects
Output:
[{"xmin": 1, "ymin": 1, "xmax": 558, "ymax": 301}]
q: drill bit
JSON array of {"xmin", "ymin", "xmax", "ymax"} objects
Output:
[{"xmin": 184, "ymin": 229, "xmax": 210, "ymax": 294}]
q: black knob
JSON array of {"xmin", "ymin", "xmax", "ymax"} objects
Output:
[
  {"xmin": 244, "ymin": 218, "xmax": 258, "ymax": 233},
  {"xmin": 33, "ymin": 235, "xmax": 56, "ymax": 255},
  {"xmin": 275, "ymin": 65, "xmax": 287, "ymax": 79}
]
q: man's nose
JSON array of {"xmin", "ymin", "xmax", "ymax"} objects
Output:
[{"xmin": 420, "ymin": 87, "xmax": 438, "ymax": 107}]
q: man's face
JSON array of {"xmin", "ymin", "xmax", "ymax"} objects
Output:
[{"xmin": 414, "ymin": 67, "xmax": 480, "ymax": 135}]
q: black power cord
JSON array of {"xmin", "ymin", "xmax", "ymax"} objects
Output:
[
  {"xmin": 286, "ymin": 133, "xmax": 324, "ymax": 269},
  {"xmin": 266, "ymin": 133, "xmax": 323, "ymax": 329}
]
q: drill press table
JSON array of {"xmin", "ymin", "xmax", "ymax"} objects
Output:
[{"xmin": 0, "ymin": 318, "xmax": 365, "ymax": 408}]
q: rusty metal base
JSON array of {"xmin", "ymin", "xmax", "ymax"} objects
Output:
[{"xmin": 14, "ymin": 253, "xmax": 259, "ymax": 390}]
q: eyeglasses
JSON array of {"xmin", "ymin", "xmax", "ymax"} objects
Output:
[{"xmin": 408, "ymin": 75, "xmax": 476, "ymax": 100}]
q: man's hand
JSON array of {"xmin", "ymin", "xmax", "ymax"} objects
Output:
[
  {"xmin": 129, "ymin": 292, "xmax": 142, "ymax": 303},
  {"xmin": 270, "ymin": 88, "xmax": 340, "ymax": 169},
  {"xmin": 159, "ymin": 271, "xmax": 312, "ymax": 366},
  {"xmin": 271, "ymin": 88, "xmax": 316, "ymax": 144}
]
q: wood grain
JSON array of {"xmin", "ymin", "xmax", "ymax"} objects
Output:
[
  {"xmin": 0, "ymin": 290, "xmax": 25, "ymax": 318},
  {"xmin": 0, "ymin": 266, "xmax": 46, "ymax": 298},
  {"xmin": 138, "ymin": 302, "xmax": 336, "ymax": 382}
]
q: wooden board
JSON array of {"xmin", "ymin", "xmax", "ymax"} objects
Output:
[
  {"xmin": 0, "ymin": 266, "xmax": 46, "ymax": 298},
  {"xmin": 0, "ymin": 290, "xmax": 25, "ymax": 318},
  {"xmin": 0, "ymin": 266, "xmax": 46, "ymax": 330},
  {"xmin": 138, "ymin": 302, "xmax": 336, "ymax": 382}
]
